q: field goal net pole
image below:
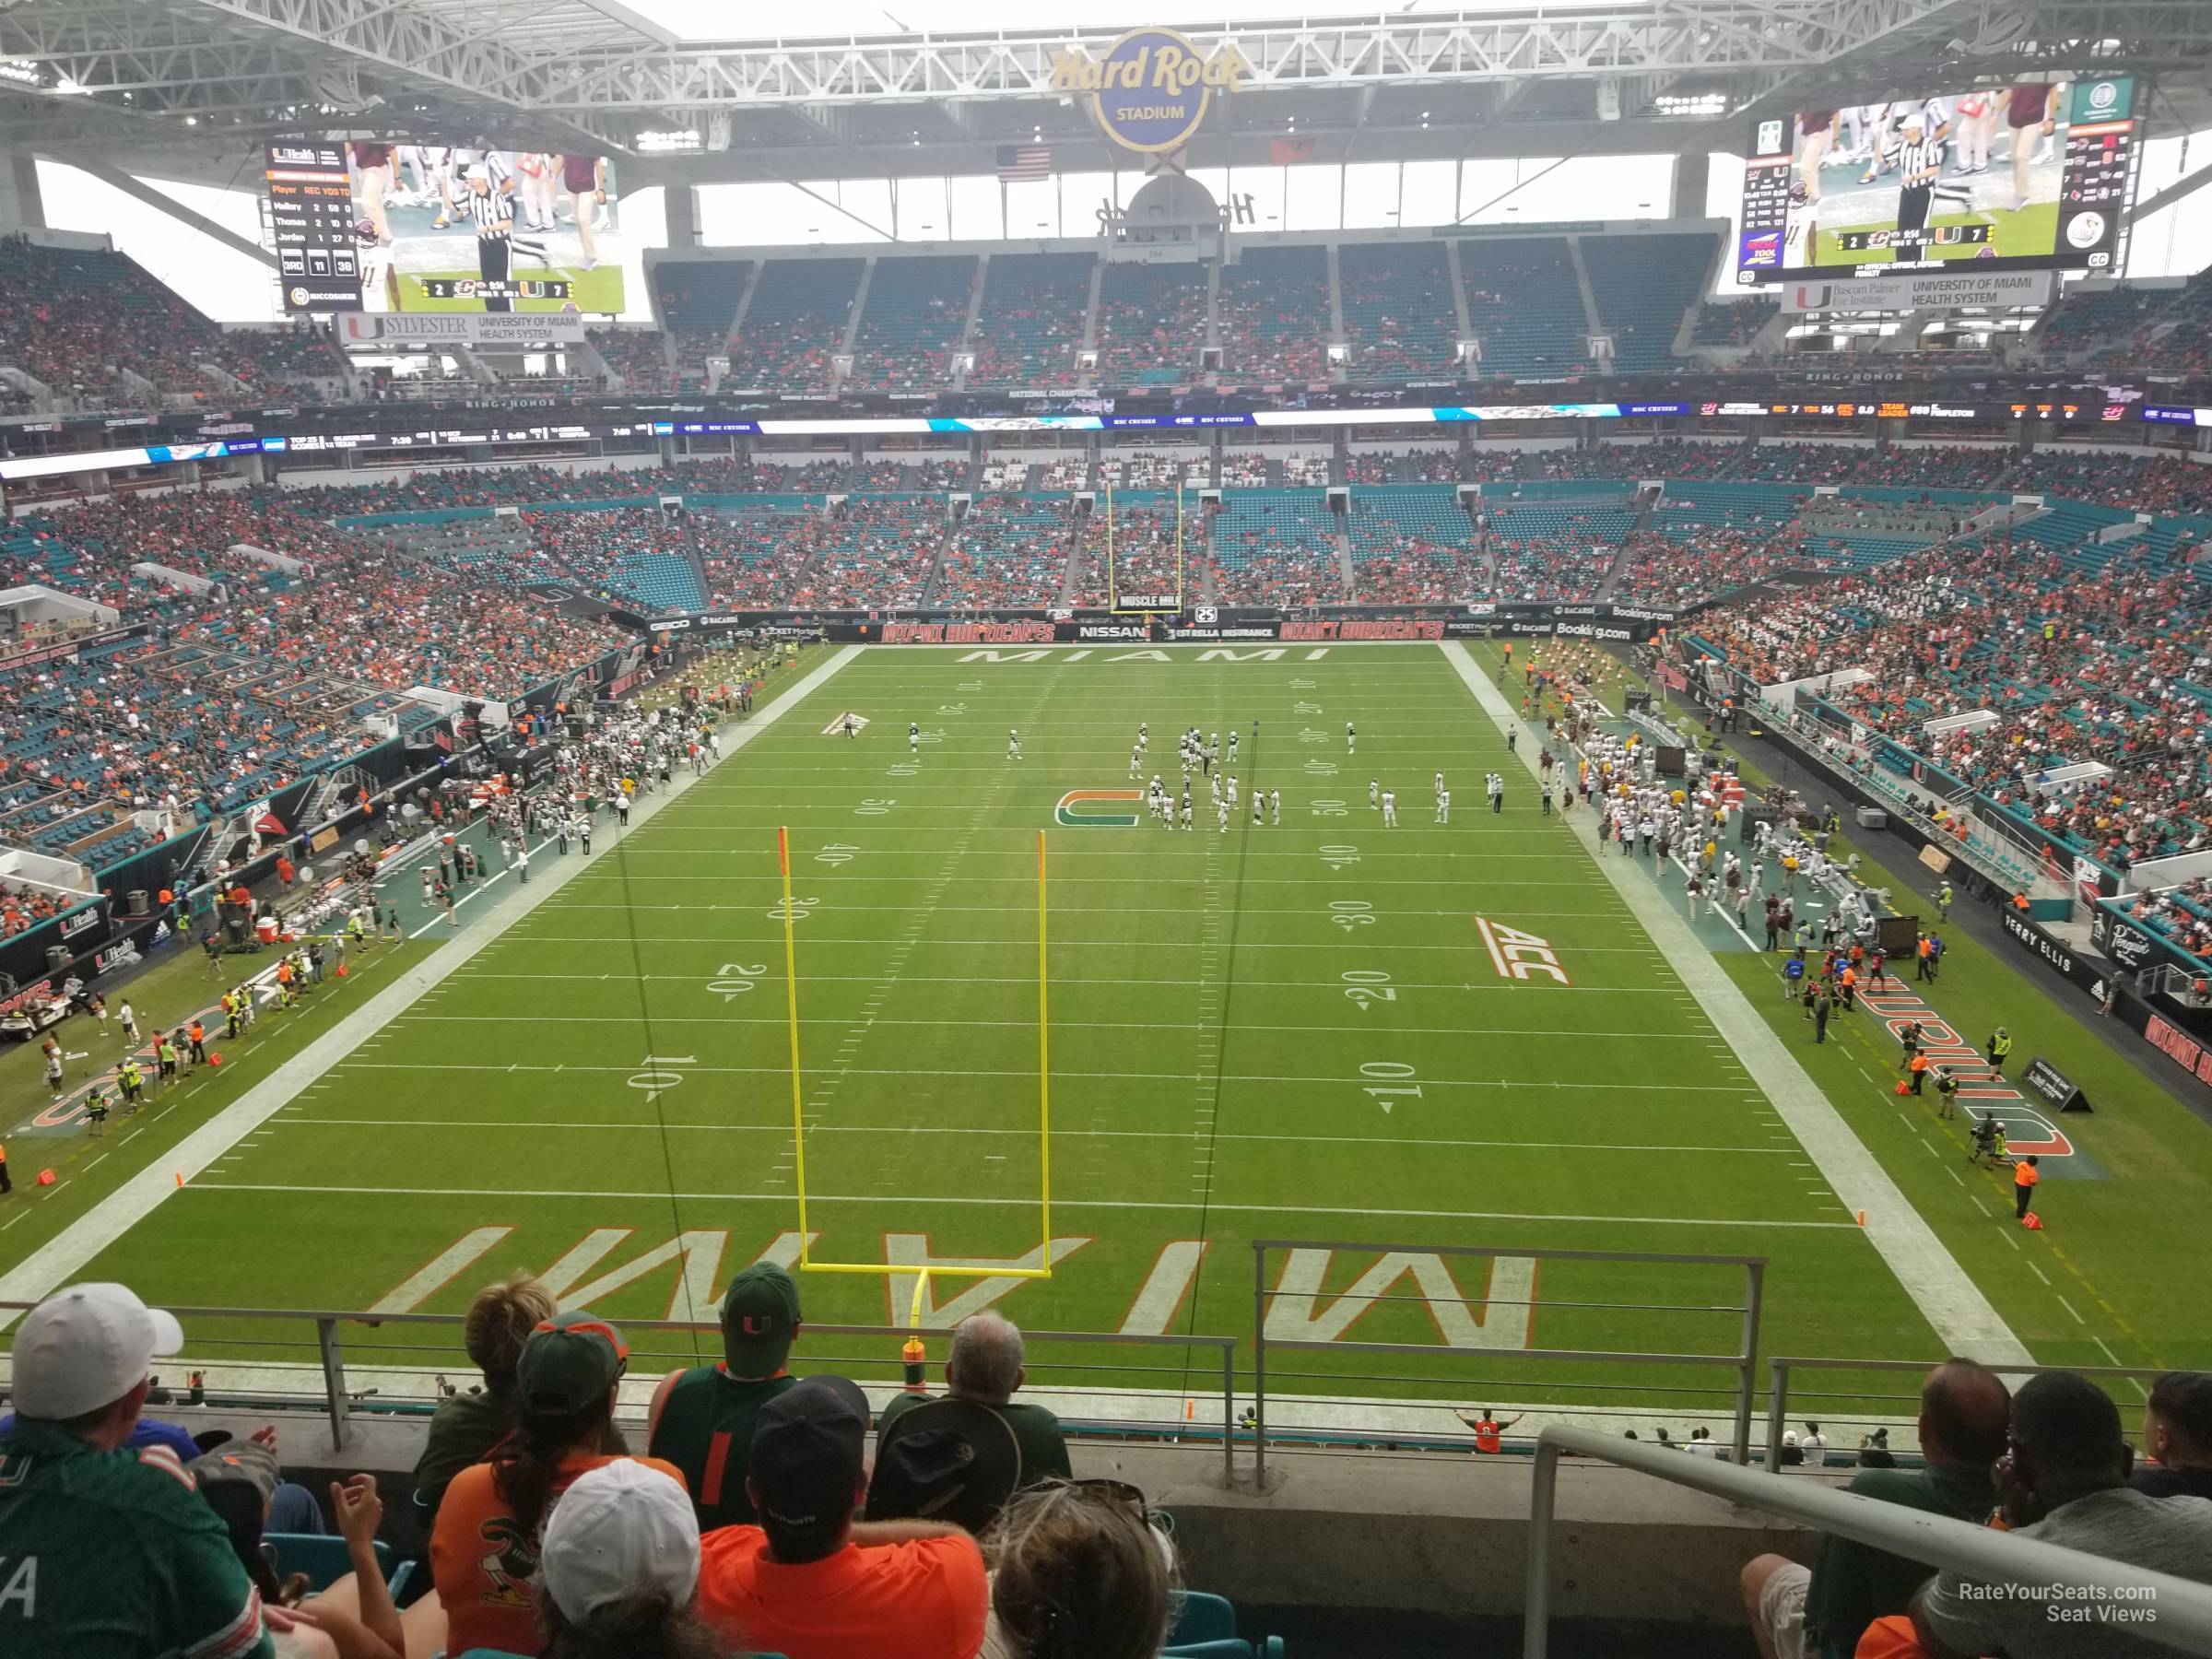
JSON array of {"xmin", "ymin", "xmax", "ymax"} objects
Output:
[{"xmin": 778, "ymin": 825, "xmax": 1054, "ymax": 1286}]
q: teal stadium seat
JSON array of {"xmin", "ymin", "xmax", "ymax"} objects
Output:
[{"xmin": 848, "ymin": 254, "xmax": 975, "ymax": 391}]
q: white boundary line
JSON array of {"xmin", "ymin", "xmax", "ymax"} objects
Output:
[
  {"xmin": 173, "ymin": 1181, "xmax": 1860, "ymax": 1230},
  {"xmin": 0, "ymin": 646, "xmax": 868, "ymax": 1322},
  {"xmin": 1439, "ymin": 640, "xmax": 2034, "ymax": 1366}
]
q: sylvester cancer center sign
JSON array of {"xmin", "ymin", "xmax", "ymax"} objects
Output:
[{"xmin": 1052, "ymin": 28, "xmax": 1251, "ymax": 153}]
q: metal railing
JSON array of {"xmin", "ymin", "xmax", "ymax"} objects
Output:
[
  {"xmin": 1766, "ymin": 1356, "xmax": 2171, "ymax": 1470},
  {"xmin": 1251, "ymin": 1241, "xmax": 1765, "ymax": 1484},
  {"xmin": 0, "ymin": 1303, "xmax": 1239, "ymax": 1485},
  {"xmin": 1523, "ymin": 1423, "xmax": 2212, "ymax": 1658}
]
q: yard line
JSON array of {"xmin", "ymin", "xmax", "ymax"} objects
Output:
[
  {"xmin": 183, "ymin": 1181, "xmax": 1859, "ymax": 1229},
  {"xmin": 491, "ymin": 936, "xmax": 1668, "ymax": 952},
  {"xmin": 266, "ymin": 1118, "xmax": 1803, "ymax": 1156},
  {"xmin": 456, "ymin": 971, "xmax": 1699, "ymax": 995},
  {"xmin": 2055, "ymin": 1295, "xmax": 2086, "ymax": 1326},
  {"xmin": 336, "ymin": 1060, "xmax": 1742, "ymax": 1095},
  {"xmin": 385, "ymin": 1014, "xmax": 1724, "ymax": 1041},
  {"xmin": 0, "ymin": 646, "xmax": 870, "ymax": 1318},
  {"xmin": 2027, "ymin": 1262, "xmax": 2052, "ymax": 1285},
  {"xmin": 1441, "ymin": 641, "xmax": 2032, "ymax": 1367}
]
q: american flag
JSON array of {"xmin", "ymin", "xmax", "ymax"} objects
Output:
[{"xmin": 996, "ymin": 144, "xmax": 1052, "ymax": 182}]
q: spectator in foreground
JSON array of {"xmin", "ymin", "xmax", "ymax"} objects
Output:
[
  {"xmin": 872, "ymin": 1312, "xmax": 1072, "ymax": 1531},
  {"xmin": 0, "ymin": 1282, "xmax": 274, "ymax": 1658},
  {"xmin": 647, "ymin": 1261, "xmax": 802, "ymax": 1530},
  {"xmin": 696, "ymin": 1375, "xmax": 987, "ymax": 1659},
  {"xmin": 2135, "ymin": 1371, "xmax": 2212, "ymax": 1500},
  {"xmin": 429, "ymin": 1313, "xmax": 686, "ymax": 1659},
  {"xmin": 983, "ymin": 1480, "xmax": 1177, "ymax": 1659},
  {"xmin": 1741, "ymin": 1358, "xmax": 2010, "ymax": 1659},
  {"xmin": 194, "ymin": 1444, "xmax": 406, "ymax": 1659},
  {"xmin": 1909, "ymin": 1371, "xmax": 2212, "ymax": 1659},
  {"xmin": 537, "ymin": 1459, "xmax": 732, "ymax": 1659},
  {"xmin": 413, "ymin": 1270, "xmax": 557, "ymax": 1519}
]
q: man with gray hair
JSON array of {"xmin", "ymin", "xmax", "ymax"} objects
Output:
[{"xmin": 873, "ymin": 1312, "xmax": 1073, "ymax": 1524}]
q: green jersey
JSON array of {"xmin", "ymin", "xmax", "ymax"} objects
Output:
[
  {"xmin": 0, "ymin": 1418, "xmax": 274, "ymax": 1658},
  {"xmin": 646, "ymin": 1365, "xmax": 794, "ymax": 1531}
]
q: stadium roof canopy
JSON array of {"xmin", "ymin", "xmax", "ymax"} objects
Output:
[{"xmin": 0, "ymin": 0, "xmax": 2206, "ymax": 186}]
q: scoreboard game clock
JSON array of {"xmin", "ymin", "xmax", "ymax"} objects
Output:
[{"xmin": 1735, "ymin": 76, "xmax": 2143, "ymax": 286}]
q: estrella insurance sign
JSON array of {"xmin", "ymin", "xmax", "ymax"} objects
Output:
[
  {"xmin": 1055, "ymin": 789, "xmax": 1144, "ymax": 827},
  {"xmin": 1050, "ymin": 27, "xmax": 1250, "ymax": 153}
]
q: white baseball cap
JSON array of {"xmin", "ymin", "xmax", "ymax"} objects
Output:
[
  {"xmin": 11, "ymin": 1283, "xmax": 183, "ymax": 1420},
  {"xmin": 538, "ymin": 1459, "xmax": 700, "ymax": 1623}
]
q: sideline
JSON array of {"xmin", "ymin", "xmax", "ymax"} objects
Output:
[
  {"xmin": 1440, "ymin": 641, "xmax": 2034, "ymax": 1366},
  {"xmin": 0, "ymin": 645, "xmax": 866, "ymax": 1318}
]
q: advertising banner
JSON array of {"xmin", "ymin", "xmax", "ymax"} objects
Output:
[
  {"xmin": 338, "ymin": 312, "xmax": 592, "ymax": 347},
  {"xmin": 1779, "ymin": 271, "xmax": 2057, "ymax": 312}
]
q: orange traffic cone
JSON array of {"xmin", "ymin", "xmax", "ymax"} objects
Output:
[
  {"xmin": 206, "ymin": 1053, "xmax": 222, "ymax": 1067},
  {"xmin": 335, "ymin": 965, "xmax": 348, "ymax": 978},
  {"xmin": 2022, "ymin": 1212, "xmax": 2042, "ymax": 1230},
  {"xmin": 36, "ymin": 1169, "xmax": 55, "ymax": 1185},
  {"xmin": 1893, "ymin": 1079, "xmax": 1911, "ymax": 1096}
]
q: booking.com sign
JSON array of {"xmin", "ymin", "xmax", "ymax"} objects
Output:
[{"xmin": 1050, "ymin": 27, "xmax": 1250, "ymax": 153}]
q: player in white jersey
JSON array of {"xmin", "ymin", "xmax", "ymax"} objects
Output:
[
  {"xmin": 1347, "ymin": 722, "xmax": 1357, "ymax": 755},
  {"xmin": 1008, "ymin": 727, "xmax": 1020, "ymax": 759},
  {"xmin": 1131, "ymin": 745, "xmax": 1143, "ymax": 779},
  {"xmin": 1138, "ymin": 722, "xmax": 1148, "ymax": 752},
  {"xmin": 1435, "ymin": 771, "xmax": 1445, "ymax": 805},
  {"xmin": 1381, "ymin": 788, "xmax": 1397, "ymax": 828},
  {"xmin": 1228, "ymin": 730, "xmax": 1239, "ymax": 765},
  {"xmin": 910, "ymin": 722, "xmax": 921, "ymax": 755},
  {"xmin": 1181, "ymin": 790, "xmax": 1194, "ymax": 830},
  {"xmin": 1370, "ymin": 779, "xmax": 1381, "ymax": 810},
  {"xmin": 1253, "ymin": 791, "xmax": 1265, "ymax": 827},
  {"xmin": 1226, "ymin": 775, "xmax": 1238, "ymax": 813},
  {"xmin": 1217, "ymin": 798, "xmax": 1230, "ymax": 834},
  {"xmin": 1269, "ymin": 788, "xmax": 1281, "ymax": 824},
  {"xmin": 1436, "ymin": 788, "xmax": 1451, "ymax": 824}
]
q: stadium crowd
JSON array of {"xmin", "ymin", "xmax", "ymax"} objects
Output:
[{"xmin": 1688, "ymin": 532, "xmax": 2212, "ymax": 866}]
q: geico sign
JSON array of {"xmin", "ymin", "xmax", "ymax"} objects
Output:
[{"xmin": 1475, "ymin": 916, "xmax": 1571, "ymax": 983}]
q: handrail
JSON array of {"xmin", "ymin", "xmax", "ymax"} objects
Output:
[
  {"xmin": 1250, "ymin": 1241, "xmax": 1765, "ymax": 1485},
  {"xmin": 0, "ymin": 1303, "xmax": 1239, "ymax": 1484},
  {"xmin": 1767, "ymin": 1356, "xmax": 2175, "ymax": 1472},
  {"xmin": 1523, "ymin": 1423, "xmax": 2212, "ymax": 1659}
]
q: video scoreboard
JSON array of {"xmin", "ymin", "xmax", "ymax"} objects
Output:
[{"xmin": 1737, "ymin": 76, "xmax": 2143, "ymax": 285}]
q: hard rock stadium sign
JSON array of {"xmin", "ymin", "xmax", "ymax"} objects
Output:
[{"xmin": 1050, "ymin": 27, "xmax": 1251, "ymax": 153}]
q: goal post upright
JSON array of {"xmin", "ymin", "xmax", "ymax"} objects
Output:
[
  {"xmin": 778, "ymin": 825, "xmax": 811, "ymax": 1260},
  {"xmin": 777, "ymin": 824, "xmax": 1055, "ymax": 1284}
]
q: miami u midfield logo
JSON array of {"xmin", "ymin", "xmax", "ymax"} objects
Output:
[{"xmin": 1055, "ymin": 789, "xmax": 1144, "ymax": 827}]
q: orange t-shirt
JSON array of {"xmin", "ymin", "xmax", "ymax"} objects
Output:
[
  {"xmin": 2015, "ymin": 1162, "xmax": 2041, "ymax": 1192},
  {"xmin": 431, "ymin": 1451, "xmax": 687, "ymax": 1657},
  {"xmin": 696, "ymin": 1525, "xmax": 986, "ymax": 1659}
]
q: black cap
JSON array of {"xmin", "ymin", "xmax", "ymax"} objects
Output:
[{"xmin": 748, "ymin": 1375, "xmax": 869, "ymax": 1536}]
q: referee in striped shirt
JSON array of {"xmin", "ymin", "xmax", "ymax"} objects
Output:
[
  {"xmin": 1893, "ymin": 116, "xmax": 1977, "ymax": 249},
  {"xmin": 460, "ymin": 161, "xmax": 547, "ymax": 313}
]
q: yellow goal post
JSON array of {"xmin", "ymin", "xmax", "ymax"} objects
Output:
[{"xmin": 777, "ymin": 825, "xmax": 1053, "ymax": 1282}]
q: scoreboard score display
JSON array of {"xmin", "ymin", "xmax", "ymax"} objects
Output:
[{"xmin": 1736, "ymin": 76, "xmax": 2142, "ymax": 285}]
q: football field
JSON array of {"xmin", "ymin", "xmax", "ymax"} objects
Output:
[{"xmin": 41, "ymin": 644, "xmax": 1985, "ymax": 1430}]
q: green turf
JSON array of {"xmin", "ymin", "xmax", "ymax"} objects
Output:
[
  {"xmin": 1813, "ymin": 200, "xmax": 2058, "ymax": 265},
  {"xmin": 35, "ymin": 643, "xmax": 1985, "ymax": 1425}
]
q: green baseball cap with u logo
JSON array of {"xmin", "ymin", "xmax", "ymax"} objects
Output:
[{"xmin": 720, "ymin": 1262, "xmax": 801, "ymax": 1377}]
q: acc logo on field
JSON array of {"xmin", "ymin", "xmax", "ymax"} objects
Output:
[
  {"xmin": 1055, "ymin": 789, "xmax": 1144, "ymax": 828},
  {"xmin": 1052, "ymin": 27, "xmax": 1250, "ymax": 153}
]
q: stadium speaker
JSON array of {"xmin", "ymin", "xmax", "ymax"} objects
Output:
[
  {"xmin": 224, "ymin": 915, "xmax": 249, "ymax": 945},
  {"xmin": 45, "ymin": 946, "xmax": 70, "ymax": 971},
  {"xmin": 127, "ymin": 889, "xmax": 149, "ymax": 915}
]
